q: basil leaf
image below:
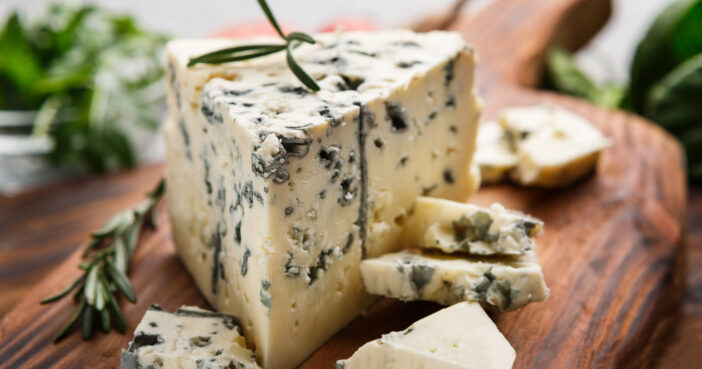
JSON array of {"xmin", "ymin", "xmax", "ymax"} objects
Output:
[
  {"xmin": 545, "ymin": 47, "xmax": 624, "ymax": 108},
  {"xmin": 646, "ymin": 52, "xmax": 702, "ymax": 182},
  {"xmin": 629, "ymin": 0, "xmax": 702, "ymax": 112}
]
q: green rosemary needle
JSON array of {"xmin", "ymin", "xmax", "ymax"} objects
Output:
[
  {"xmin": 187, "ymin": 0, "xmax": 320, "ymax": 91},
  {"xmin": 41, "ymin": 179, "xmax": 165, "ymax": 342}
]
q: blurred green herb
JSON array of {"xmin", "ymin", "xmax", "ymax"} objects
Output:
[
  {"xmin": 545, "ymin": 0, "xmax": 702, "ymax": 182},
  {"xmin": 0, "ymin": 4, "xmax": 167, "ymax": 172},
  {"xmin": 188, "ymin": 0, "xmax": 320, "ymax": 91},
  {"xmin": 41, "ymin": 179, "xmax": 164, "ymax": 342}
]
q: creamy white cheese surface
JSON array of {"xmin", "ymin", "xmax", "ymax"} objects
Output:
[
  {"xmin": 121, "ymin": 305, "xmax": 260, "ymax": 369},
  {"xmin": 405, "ymin": 197, "xmax": 543, "ymax": 255},
  {"xmin": 361, "ymin": 249, "xmax": 549, "ymax": 312},
  {"xmin": 164, "ymin": 30, "xmax": 481, "ymax": 369},
  {"xmin": 336, "ymin": 301, "xmax": 516, "ymax": 369}
]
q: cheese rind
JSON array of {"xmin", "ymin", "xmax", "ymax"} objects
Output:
[
  {"xmin": 405, "ymin": 197, "xmax": 542, "ymax": 255},
  {"xmin": 164, "ymin": 30, "xmax": 480, "ymax": 369},
  {"xmin": 335, "ymin": 301, "xmax": 515, "ymax": 369},
  {"xmin": 120, "ymin": 305, "xmax": 260, "ymax": 369},
  {"xmin": 500, "ymin": 105, "xmax": 611, "ymax": 188},
  {"xmin": 361, "ymin": 249, "xmax": 549, "ymax": 312}
]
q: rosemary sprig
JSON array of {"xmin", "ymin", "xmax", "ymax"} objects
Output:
[
  {"xmin": 41, "ymin": 179, "xmax": 165, "ymax": 342},
  {"xmin": 187, "ymin": 0, "xmax": 320, "ymax": 91}
]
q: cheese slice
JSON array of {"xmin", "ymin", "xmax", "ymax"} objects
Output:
[
  {"xmin": 335, "ymin": 301, "xmax": 515, "ymax": 369},
  {"xmin": 120, "ymin": 305, "xmax": 260, "ymax": 369},
  {"xmin": 405, "ymin": 197, "xmax": 542, "ymax": 255},
  {"xmin": 474, "ymin": 122, "xmax": 517, "ymax": 183},
  {"xmin": 361, "ymin": 249, "xmax": 549, "ymax": 312},
  {"xmin": 164, "ymin": 30, "xmax": 481, "ymax": 369},
  {"xmin": 499, "ymin": 105, "xmax": 611, "ymax": 188}
]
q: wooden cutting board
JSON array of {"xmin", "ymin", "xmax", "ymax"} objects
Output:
[{"xmin": 0, "ymin": 0, "xmax": 688, "ymax": 368}]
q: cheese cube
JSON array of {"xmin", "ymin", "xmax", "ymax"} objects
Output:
[
  {"xmin": 335, "ymin": 301, "xmax": 515, "ymax": 369},
  {"xmin": 361, "ymin": 249, "xmax": 549, "ymax": 312},
  {"xmin": 164, "ymin": 30, "xmax": 481, "ymax": 369},
  {"xmin": 500, "ymin": 105, "xmax": 611, "ymax": 188},
  {"xmin": 405, "ymin": 197, "xmax": 542, "ymax": 255},
  {"xmin": 120, "ymin": 305, "xmax": 260, "ymax": 369}
]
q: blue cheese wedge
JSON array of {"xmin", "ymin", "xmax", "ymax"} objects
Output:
[
  {"xmin": 405, "ymin": 197, "xmax": 542, "ymax": 255},
  {"xmin": 500, "ymin": 105, "xmax": 611, "ymax": 188},
  {"xmin": 120, "ymin": 305, "xmax": 260, "ymax": 369},
  {"xmin": 361, "ymin": 249, "xmax": 549, "ymax": 312},
  {"xmin": 474, "ymin": 122, "xmax": 518, "ymax": 183},
  {"xmin": 335, "ymin": 301, "xmax": 515, "ymax": 369},
  {"xmin": 164, "ymin": 30, "xmax": 481, "ymax": 369}
]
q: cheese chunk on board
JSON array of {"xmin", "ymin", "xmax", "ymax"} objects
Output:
[
  {"xmin": 500, "ymin": 105, "xmax": 611, "ymax": 188},
  {"xmin": 164, "ymin": 30, "xmax": 481, "ymax": 369},
  {"xmin": 120, "ymin": 305, "xmax": 260, "ymax": 369},
  {"xmin": 335, "ymin": 301, "xmax": 515, "ymax": 369},
  {"xmin": 474, "ymin": 122, "xmax": 517, "ymax": 183},
  {"xmin": 405, "ymin": 197, "xmax": 542, "ymax": 255},
  {"xmin": 361, "ymin": 249, "xmax": 549, "ymax": 312}
]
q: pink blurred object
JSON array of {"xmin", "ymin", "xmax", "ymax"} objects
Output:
[
  {"xmin": 209, "ymin": 20, "xmax": 298, "ymax": 38},
  {"xmin": 317, "ymin": 17, "xmax": 379, "ymax": 32},
  {"xmin": 209, "ymin": 17, "xmax": 379, "ymax": 38}
]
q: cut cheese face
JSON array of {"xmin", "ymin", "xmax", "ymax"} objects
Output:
[
  {"xmin": 164, "ymin": 30, "xmax": 481, "ymax": 369},
  {"xmin": 361, "ymin": 249, "xmax": 549, "ymax": 312},
  {"xmin": 405, "ymin": 197, "xmax": 542, "ymax": 255},
  {"xmin": 474, "ymin": 121, "xmax": 517, "ymax": 183},
  {"xmin": 499, "ymin": 105, "xmax": 611, "ymax": 188},
  {"xmin": 120, "ymin": 305, "xmax": 260, "ymax": 369},
  {"xmin": 336, "ymin": 301, "xmax": 516, "ymax": 369}
]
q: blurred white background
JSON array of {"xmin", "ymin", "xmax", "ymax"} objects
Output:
[
  {"xmin": 0, "ymin": 0, "xmax": 672, "ymax": 83},
  {"xmin": 0, "ymin": 0, "xmax": 673, "ymax": 194}
]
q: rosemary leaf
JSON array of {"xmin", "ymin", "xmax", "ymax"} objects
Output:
[
  {"xmin": 286, "ymin": 32, "xmax": 316, "ymax": 44},
  {"xmin": 286, "ymin": 44, "xmax": 320, "ymax": 91},
  {"xmin": 90, "ymin": 211, "xmax": 130, "ymax": 240},
  {"xmin": 106, "ymin": 261, "xmax": 137, "ymax": 303},
  {"xmin": 95, "ymin": 277, "xmax": 106, "ymax": 311},
  {"xmin": 149, "ymin": 178, "xmax": 166, "ymax": 199},
  {"xmin": 82, "ymin": 304, "xmax": 95, "ymax": 340},
  {"xmin": 40, "ymin": 275, "xmax": 84, "ymax": 304},
  {"xmin": 84, "ymin": 266, "xmax": 99, "ymax": 305},
  {"xmin": 100, "ymin": 307, "xmax": 111, "ymax": 333},
  {"xmin": 187, "ymin": 44, "xmax": 285, "ymax": 66},
  {"xmin": 115, "ymin": 237, "xmax": 128, "ymax": 274},
  {"xmin": 124, "ymin": 221, "xmax": 141, "ymax": 259},
  {"xmin": 106, "ymin": 286, "xmax": 126, "ymax": 333},
  {"xmin": 191, "ymin": 46, "xmax": 286, "ymax": 66},
  {"xmin": 187, "ymin": 0, "xmax": 319, "ymax": 92},
  {"xmin": 42, "ymin": 178, "xmax": 164, "ymax": 342},
  {"xmin": 114, "ymin": 211, "xmax": 135, "ymax": 236},
  {"xmin": 53, "ymin": 298, "xmax": 86, "ymax": 343},
  {"xmin": 257, "ymin": 0, "xmax": 285, "ymax": 38}
]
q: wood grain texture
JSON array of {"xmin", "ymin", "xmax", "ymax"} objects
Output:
[
  {"xmin": 0, "ymin": 166, "xmax": 163, "ymax": 317},
  {"xmin": 0, "ymin": 0, "xmax": 693, "ymax": 368}
]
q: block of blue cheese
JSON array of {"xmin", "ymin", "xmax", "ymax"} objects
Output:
[
  {"xmin": 164, "ymin": 30, "xmax": 481, "ymax": 369},
  {"xmin": 120, "ymin": 305, "xmax": 260, "ymax": 369},
  {"xmin": 499, "ymin": 105, "xmax": 611, "ymax": 188},
  {"xmin": 335, "ymin": 301, "xmax": 515, "ymax": 369},
  {"xmin": 404, "ymin": 197, "xmax": 542, "ymax": 255},
  {"xmin": 361, "ymin": 249, "xmax": 549, "ymax": 312}
]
